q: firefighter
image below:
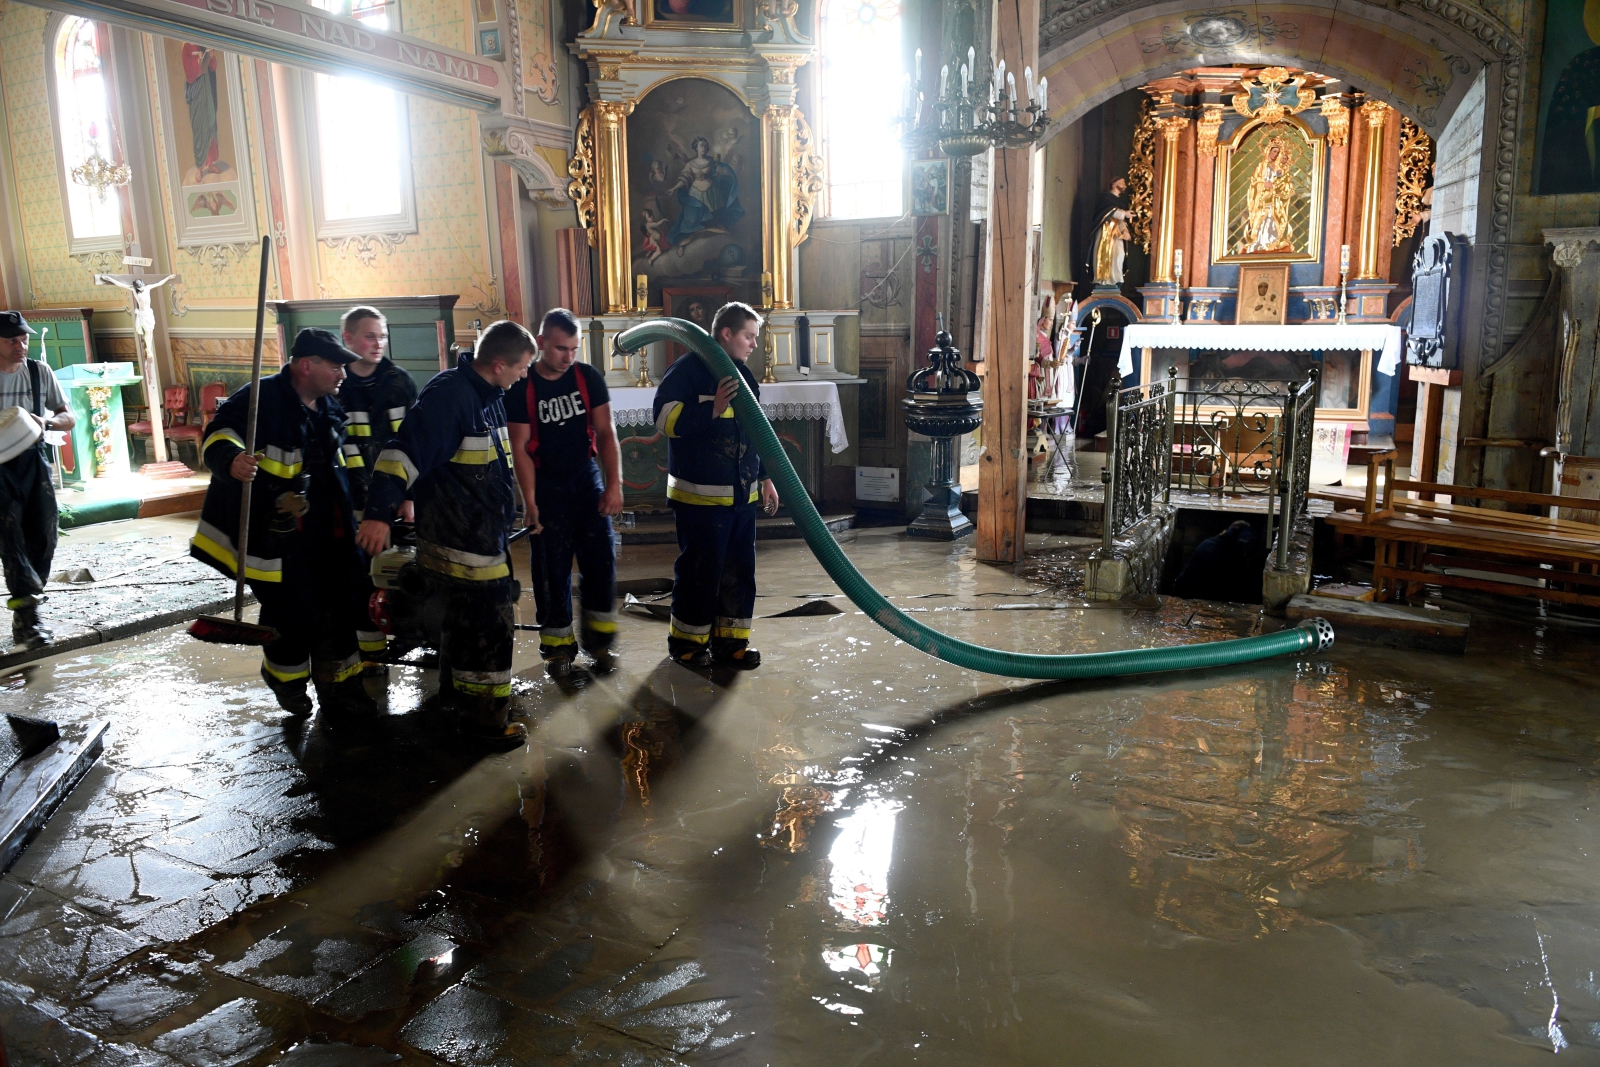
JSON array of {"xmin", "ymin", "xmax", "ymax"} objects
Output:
[
  {"xmin": 356, "ymin": 320, "xmax": 534, "ymax": 747},
  {"xmin": 651, "ymin": 302, "xmax": 779, "ymax": 670},
  {"xmin": 0, "ymin": 312, "xmax": 74, "ymax": 650},
  {"xmin": 506, "ymin": 309, "xmax": 623, "ymax": 679},
  {"xmin": 191, "ymin": 328, "xmax": 376, "ymax": 718},
  {"xmin": 336, "ymin": 305, "xmax": 418, "ymax": 668}
]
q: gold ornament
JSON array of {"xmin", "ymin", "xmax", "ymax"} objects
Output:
[
  {"xmin": 1320, "ymin": 95, "xmax": 1349, "ymax": 146},
  {"xmin": 1197, "ymin": 105, "xmax": 1223, "ymax": 158},
  {"xmin": 566, "ymin": 110, "xmax": 598, "ymax": 248},
  {"xmin": 1127, "ymin": 100, "xmax": 1157, "ymax": 254},
  {"xmin": 1230, "ymin": 67, "xmax": 1316, "ymax": 126},
  {"xmin": 1393, "ymin": 116, "xmax": 1434, "ymax": 246}
]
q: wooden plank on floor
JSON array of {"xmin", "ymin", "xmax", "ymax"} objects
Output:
[
  {"xmin": 0, "ymin": 720, "xmax": 108, "ymax": 872},
  {"xmin": 1286, "ymin": 595, "xmax": 1468, "ymax": 653}
]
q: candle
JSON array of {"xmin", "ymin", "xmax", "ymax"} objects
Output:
[
  {"xmin": 1039, "ymin": 76, "xmax": 1048, "ymax": 110},
  {"xmin": 1024, "ymin": 65, "xmax": 1034, "ymax": 103},
  {"xmin": 940, "ymin": 63, "xmax": 948, "ymax": 98},
  {"xmin": 635, "ymin": 274, "xmax": 648, "ymax": 311},
  {"xmin": 1340, "ymin": 244, "xmax": 1350, "ymax": 272},
  {"xmin": 995, "ymin": 58, "xmax": 1005, "ymax": 95},
  {"xmin": 968, "ymin": 46, "xmax": 975, "ymax": 77},
  {"xmin": 915, "ymin": 47, "xmax": 922, "ymax": 86},
  {"xmin": 1007, "ymin": 71, "xmax": 1016, "ymax": 106},
  {"xmin": 960, "ymin": 63, "xmax": 969, "ymax": 97},
  {"xmin": 1173, "ymin": 248, "xmax": 1182, "ymax": 276},
  {"xmin": 760, "ymin": 271, "xmax": 774, "ymax": 309}
]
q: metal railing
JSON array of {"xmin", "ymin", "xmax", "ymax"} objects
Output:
[
  {"xmin": 1101, "ymin": 368, "xmax": 1178, "ymax": 551},
  {"xmin": 1102, "ymin": 368, "xmax": 1320, "ymax": 568}
]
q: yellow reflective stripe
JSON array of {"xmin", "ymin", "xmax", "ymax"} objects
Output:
[
  {"xmin": 346, "ymin": 424, "xmax": 372, "ymax": 437},
  {"xmin": 748, "ymin": 487, "xmax": 761, "ymax": 503},
  {"xmin": 191, "ymin": 532, "xmax": 284, "ymax": 583},
  {"xmin": 713, "ymin": 625, "xmax": 752, "ymax": 639},
  {"xmin": 540, "ymin": 632, "xmax": 577, "ymax": 647},
  {"xmin": 661, "ymin": 401, "xmax": 684, "ymax": 437},
  {"xmin": 584, "ymin": 619, "xmax": 619, "ymax": 634},
  {"xmin": 452, "ymin": 679, "xmax": 513, "ymax": 697},
  {"xmin": 667, "ymin": 485, "xmax": 735, "ymax": 506},
  {"xmin": 357, "ymin": 634, "xmax": 387, "ymax": 652},
  {"xmin": 450, "ymin": 448, "xmax": 494, "ymax": 464},
  {"xmin": 719, "ymin": 406, "xmax": 735, "ymax": 418},
  {"xmin": 257, "ymin": 456, "xmax": 303, "ymax": 479},
  {"xmin": 419, "ymin": 558, "xmax": 511, "ymax": 581},
  {"xmin": 6, "ymin": 596, "xmax": 36, "ymax": 610},
  {"xmin": 329, "ymin": 653, "xmax": 364, "ymax": 683},
  {"xmin": 341, "ymin": 444, "xmax": 365, "ymax": 469},
  {"xmin": 262, "ymin": 656, "xmax": 311, "ymax": 682},
  {"xmin": 669, "ymin": 615, "xmax": 711, "ymax": 643},
  {"xmin": 375, "ymin": 448, "xmax": 418, "ymax": 486},
  {"xmin": 202, "ymin": 428, "xmax": 245, "ymax": 455}
]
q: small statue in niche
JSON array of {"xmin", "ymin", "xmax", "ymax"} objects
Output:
[{"xmin": 1090, "ymin": 177, "xmax": 1132, "ymax": 286}]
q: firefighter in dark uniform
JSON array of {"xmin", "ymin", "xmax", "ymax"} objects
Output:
[
  {"xmin": 356, "ymin": 319, "xmax": 535, "ymax": 747},
  {"xmin": 651, "ymin": 302, "xmax": 779, "ymax": 669},
  {"xmin": 0, "ymin": 312, "xmax": 75, "ymax": 650},
  {"xmin": 506, "ymin": 308, "xmax": 623, "ymax": 679},
  {"xmin": 336, "ymin": 305, "xmax": 418, "ymax": 666},
  {"xmin": 191, "ymin": 328, "xmax": 377, "ymax": 718}
]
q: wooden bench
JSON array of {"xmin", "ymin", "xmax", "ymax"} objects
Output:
[{"xmin": 1311, "ymin": 451, "xmax": 1600, "ymax": 608}]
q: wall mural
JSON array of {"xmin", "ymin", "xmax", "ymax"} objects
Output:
[
  {"xmin": 1537, "ymin": 0, "xmax": 1600, "ymax": 193},
  {"xmin": 1213, "ymin": 119, "xmax": 1322, "ymax": 264},
  {"xmin": 153, "ymin": 41, "xmax": 258, "ymax": 252},
  {"xmin": 627, "ymin": 78, "xmax": 761, "ymax": 307}
]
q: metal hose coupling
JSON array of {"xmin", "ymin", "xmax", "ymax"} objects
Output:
[{"xmin": 614, "ymin": 317, "xmax": 1336, "ymax": 682}]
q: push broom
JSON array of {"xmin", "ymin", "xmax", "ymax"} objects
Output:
[{"xmin": 188, "ymin": 235, "xmax": 279, "ymax": 646}]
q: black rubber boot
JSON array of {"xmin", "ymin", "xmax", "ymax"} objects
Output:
[
  {"xmin": 672, "ymin": 646, "xmax": 711, "ymax": 670},
  {"xmin": 453, "ymin": 694, "xmax": 526, "ymax": 748},
  {"xmin": 11, "ymin": 602, "xmax": 52, "ymax": 651},
  {"xmin": 713, "ymin": 647, "xmax": 761, "ymax": 670},
  {"xmin": 316, "ymin": 676, "xmax": 380, "ymax": 719},
  {"xmin": 260, "ymin": 667, "xmax": 313, "ymax": 717}
]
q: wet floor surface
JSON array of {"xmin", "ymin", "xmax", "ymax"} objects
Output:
[{"xmin": 2, "ymin": 525, "xmax": 1600, "ymax": 1064}]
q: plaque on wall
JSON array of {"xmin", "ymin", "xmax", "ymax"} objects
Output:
[{"xmin": 1406, "ymin": 233, "xmax": 1464, "ymax": 369}]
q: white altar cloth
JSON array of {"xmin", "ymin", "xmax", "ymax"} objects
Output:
[
  {"xmin": 1118, "ymin": 323, "xmax": 1404, "ymax": 379},
  {"xmin": 606, "ymin": 379, "xmax": 849, "ymax": 453}
]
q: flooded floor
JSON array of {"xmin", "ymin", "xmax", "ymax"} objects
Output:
[{"xmin": 3, "ymin": 524, "xmax": 1599, "ymax": 1065}]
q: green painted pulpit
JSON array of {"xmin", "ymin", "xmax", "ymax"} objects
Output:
[
  {"xmin": 15, "ymin": 308, "xmax": 96, "ymax": 370},
  {"xmin": 55, "ymin": 362, "xmax": 141, "ymax": 482}
]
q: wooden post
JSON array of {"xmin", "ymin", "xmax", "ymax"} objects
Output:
[{"xmin": 975, "ymin": 0, "xmax": 1040, "ymax": 564}]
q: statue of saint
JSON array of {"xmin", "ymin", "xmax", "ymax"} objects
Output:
[
  {"xmin": 1089, "ymin": 178, "xmax": 1132, "ymax": 286},
  {"xmin": 1236, "ymin": 136, "xmax": 1295, "ymax": 255}
]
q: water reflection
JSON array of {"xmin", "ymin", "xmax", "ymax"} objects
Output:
[
  {"xmin": 822, "ymin": 943, "xmax": 891, "ymax": 984},
  {"xmin": 1109, "ymin": 665, "xmax": 1428, "ymax": 939},
  {"xmin": 827, "ymin": 800, "xmax": 902, "ymax": 926}
]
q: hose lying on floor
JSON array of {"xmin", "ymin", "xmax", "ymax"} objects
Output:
[{"xmin": 614, "ymin": 318, "xmax": 1334, "ymax": 679}]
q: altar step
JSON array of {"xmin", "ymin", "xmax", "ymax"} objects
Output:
[{"xmin": 617, "ymin": 507, "xmax": 855, "ymax": 545}]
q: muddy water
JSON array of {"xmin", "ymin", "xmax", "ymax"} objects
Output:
[{"xmin": 3, "ymin": 528, "xmax": 1599, "ymax": 1065}]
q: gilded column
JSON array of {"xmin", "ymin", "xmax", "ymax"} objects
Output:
[
  {"xmin": 592, "ymin": 100, "xmax": 635, "ymax": 313},
  {"xmin": 1356, "ymin": 100, "xmax": 1389, "ymax": 280},
  {"xmin": 1151, "ymin": 117, "xmax": 1187, "ymax": 283},
  {"xmin": 762, "ymin": 105, "xmax": 797, "ymax": 310}
]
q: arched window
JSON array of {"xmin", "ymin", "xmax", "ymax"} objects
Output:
[
  {"xmin": 818, "ymin": 0, "xmax": 904, "ymax": 220},
  {"xmin": 305, "ymin": 0, "xmax": 417, "ymax": 236},
  {"xmin": 53, "ymin": 17, "xmax": 124, "ymax": 245}
]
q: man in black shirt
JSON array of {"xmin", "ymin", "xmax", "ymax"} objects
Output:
[{"xmin": 506, "ymin": 309, "xmax": 623, "ymax": 677}]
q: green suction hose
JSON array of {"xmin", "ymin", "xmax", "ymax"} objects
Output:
[{"xmin": 615, "ymin": 318, "xmax": 1335, "ymax": 679}]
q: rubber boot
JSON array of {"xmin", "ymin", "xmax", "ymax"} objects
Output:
[
  {"xmin": 260, "ymin": 667, "xmax": 313, "ymax": 717},
  {"xmin": 454, "ymin": 693, "xmax": 527, "ymax": 748},
  {"xmin": 316, "ymin": 676, "xmax": 380, "ymax": 719},
  {"xmin": 713, "ymin": 646, "xmax": 761, "ymax": 670},
  {"xmin": 11, "ymin": 601, "xmax": 52, "ymax": 650}
]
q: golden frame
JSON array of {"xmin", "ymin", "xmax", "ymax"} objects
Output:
[
  {"xmin": 1211, "ymin": 115, "xmax": 1324, "ymax": 265},
  {"xmin": 641, "ymin": 0, "xmax": 745, "ymax": 31}
]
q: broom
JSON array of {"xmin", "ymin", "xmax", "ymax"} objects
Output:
[{"xmin": 188, "ymin": 236, "xmax": 279, "ymax": 646}]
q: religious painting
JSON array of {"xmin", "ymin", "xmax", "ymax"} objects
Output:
[
  {"xmin": 1536, "ymin": 0, "xmax": 1600, "ymax": 192},
  {"xmin": 1212, "ymin": 119, "xmax": 1322, "ymax": 264},
  {"xmin": 663, "ymin": 285, "xmax": 731, "ymax": 364},
  {"xmin": 153, "ymin": 41, "xmax": 257, "ymax": 248},
  {"xmin": 1235, "ymin": 263, "xmax": 1290, "ymax": 324},
  {"xmin": 628, "ymin": 80, "xmax": 761, "ymax": 309},
  {"xmin": 910, "ymin": 158, "xmax": 949, "ymax": 216},
  {"xmin": 643, "ymin": 0, "xmax": 740, "ymax": 28}
]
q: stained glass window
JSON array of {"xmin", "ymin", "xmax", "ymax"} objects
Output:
[
  {"xmin": 53, "ymin": 17, "xmax": 123, "ymax": 242},
  {"xmin": 307, "ymin": 0, "xmax": 412, "ymax": 228},
  {"xmin": 819, "ymin": 0, "xmax": 904, "ymax": 220}
]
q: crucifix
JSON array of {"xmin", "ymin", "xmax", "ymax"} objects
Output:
[{"xmin": 94, "ymin": 271, "xmax": 179, "ymax": 464}]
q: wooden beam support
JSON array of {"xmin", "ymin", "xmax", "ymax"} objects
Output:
[{"xmin": 975, "ymin": 0, "xmax": 1040, "ymax": 564}]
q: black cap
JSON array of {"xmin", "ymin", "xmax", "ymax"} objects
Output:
[
  {"xmin": 0, "ymin": 312, "xmax": 35, "ymax": 339},
  {"xmin": 290, "ymin": 327, "xmax": 359, "ymax": 364}
]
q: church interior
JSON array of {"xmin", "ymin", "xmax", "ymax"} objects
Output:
[{"xmin": 3, "ymin": 0, "xmax": 1600, "ymax": 1059}]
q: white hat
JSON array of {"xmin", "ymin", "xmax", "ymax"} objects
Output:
[{"xmin": 0, "ymin": 406, "xmax": 44, "ymax": 465}]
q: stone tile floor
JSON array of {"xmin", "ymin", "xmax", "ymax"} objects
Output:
[{"xmin": 2, "ymin": 525, "xmax": 1599, "ymax": 1065}]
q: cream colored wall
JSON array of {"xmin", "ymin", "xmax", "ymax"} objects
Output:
[{"xmin": 0, "ymin": 0, "xmax": 572, "ymax": 379}]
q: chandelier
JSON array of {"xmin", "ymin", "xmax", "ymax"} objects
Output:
[
  {"xmin": 71, "ymin": 139, "xmax": 131, "ymax": 203},
  {"xmin": 899, "ymin": 47, "xmax": 1049, "ymax": 157}
]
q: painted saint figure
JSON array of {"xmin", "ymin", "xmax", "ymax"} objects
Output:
[
  {"xmin": 1237, "ymin": 137, "xmax": 1295, "ymax": 255},
  {"xmin": 1089, "ymin": 178, "xmax": 1132, "ymax": 286},
  {"xmin": 667, "ymin": 137, "xmax": 744, "ymax": 249},
  {"xmin": 181, "ymin": 43, "xmax": 225, "ymax": 183}
]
